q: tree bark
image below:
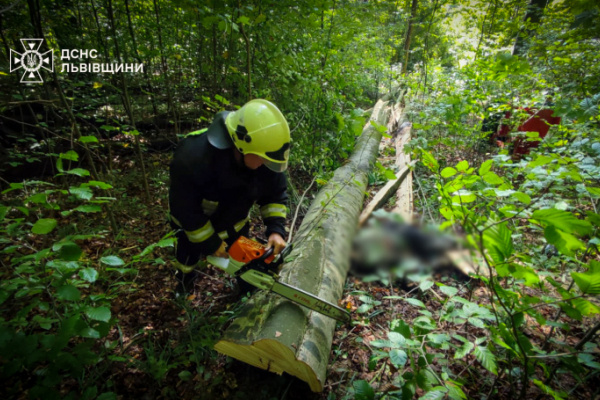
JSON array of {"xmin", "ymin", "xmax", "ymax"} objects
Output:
[
  {"xmin": 392, "ymin": 121, "xmax": 413, "ymax": 221},
  {"xmin": 358, "ymin": 162, "xmax": 413, "ymax": 227},
  {"xmin": 421, "ymin": 0, "xmax": 441, "ymax": 95},
  {"xmin": 26, "ymin": 0, "xmax": 118, "ymax": 234},
  {"xmin": 124, "ymin": 0, "xmax": 158, "ymax": 116},
  {"xmin": 359, "ymin": 92, "xmax": 410, "ymax": 226},
  {"xmin": 153, "ymin": 0, "xmax": 180, "ymax": 138},
  {"xmin": 106, "ymin": 0, "xmax": 151, "ymax": 202},
  {"xmin": 474, "ymin": 0, "xmax": 494, "ymax": 61},
  {"xmin": 214, "ymin": 100, "xmax": 391, "ymax": 392},
  {"xmin": 401, "ymin": 0, "xmax": 418, "ymax": 75},
  {"xmin": 512, "ymin": 0, "xmax": 549, "ymax": 56},
  {"xmin": 239, "ymin": 18, "xmax": 252, "ymax": 100}
]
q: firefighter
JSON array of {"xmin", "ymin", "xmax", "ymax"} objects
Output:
[{"xmin": 168, "ymin": 99, "xmax": 290, "ymax": 295}]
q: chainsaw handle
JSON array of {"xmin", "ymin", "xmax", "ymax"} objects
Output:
[
  {"xmin": 272, "ymin": 243, "xmax": 293, "ymax": 267},
  {"xmin": 259, "ymin": 242, "xmax": 292, "ymax": 263},
  {"xmin": 280, "ymin": 243, "xmax": 293, "ymax": 259},
  {"xmin": 258, "ymin": 246, "xmax": 274, "ymax": 262}
]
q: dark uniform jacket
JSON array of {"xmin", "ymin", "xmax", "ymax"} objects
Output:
[{"xmin": 169, "ymin": 112, "xmax": 288, "ymax": 259}]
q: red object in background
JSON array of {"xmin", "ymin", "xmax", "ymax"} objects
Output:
[{"xmin": 491, "ymin": 107, "xmax": 561, "ymax": 156}]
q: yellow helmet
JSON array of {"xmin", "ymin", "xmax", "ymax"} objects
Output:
[{"xmin": 224, "ymin": 99, "xmax": 290, "ymax": 172}]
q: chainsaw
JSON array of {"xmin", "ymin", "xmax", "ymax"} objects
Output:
[{"xmin": 207, "ymin": 236, "xmax": 351, "ymax": 322}]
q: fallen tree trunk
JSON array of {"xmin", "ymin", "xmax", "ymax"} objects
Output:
[
  {"xmin": 392, "ymin": 121, "xmax": 413, "ymax": 221},
  {"xmin": 446, "ymin": 248, "xmax": 489, "ymax": 277},
  {"xmin": 358, "ymin": 161, "xmax": 415, "ymax": 227},
  {"xmin": 214, "ymin": 100, "xmax": 391, "ymax": 392},
  {"xmin": 386, "ymin": 89, "xmax": 406, "ymax": 133}
]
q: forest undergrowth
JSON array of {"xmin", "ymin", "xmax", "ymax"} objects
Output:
[{"xmin": 1, "ymin": 1, "xmax": 600, "ymax": 399}]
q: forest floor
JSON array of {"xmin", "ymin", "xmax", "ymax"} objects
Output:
[
  {"xmin": 54, "ymin": 133, "xmax": 593, "ymax": 400},
  {"xmin": 7, "ymin": 130, "xmax": 596, "ymax": 400},
  {"xmin": 91, "ymin": 135, "xmax": 597, "ymax": 400}
]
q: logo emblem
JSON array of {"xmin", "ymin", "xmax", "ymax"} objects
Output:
[{"xmin": 10, "ymin": 39, "xmax": 54, "ymax": 83}]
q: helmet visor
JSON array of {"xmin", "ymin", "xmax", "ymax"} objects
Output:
[{"xmin": 264, "ymin": 159, "xmax": 288, "ymax": 173}]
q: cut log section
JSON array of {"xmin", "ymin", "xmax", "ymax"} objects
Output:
[
  {"xmin": 391, "ymin": 121, "xmax": 413, "ymax": 222},
  {"xmin": 214, "ymin": 100, "xmax": 391, "ymax": 392},
  {"xmin": 386, "ymin": 90, "xmax": 406, "ymax": 134},
  {"xmin": 358, "ymin": 161, "xmax": 415, "ymax": 227},
  {"xmin": 361, "ymin": 90, "xmax": 411, "ymax": 226},
  {"xmin": 446, "ymin": 248, "xmax": 490, "ymax": 277}
]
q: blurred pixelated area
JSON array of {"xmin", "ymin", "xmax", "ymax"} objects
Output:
[{"xmin": 350, "ymin": 209, "xmax": 471, "ymax": 288}]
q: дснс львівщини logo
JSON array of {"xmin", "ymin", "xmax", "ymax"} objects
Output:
[{"xmin": 10, "ymin": 39, "xmax": 54, "ymax": 83}]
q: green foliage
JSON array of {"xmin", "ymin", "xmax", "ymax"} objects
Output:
[
  {"xmin": 571, "ymin": 261, "xmax": 600, "ymax": 294},
  {"xmin": 0, "ymin": 170, "xmax": 179, "ymax": 397},
  {"xmin": 31, "ymin": 218, "xmax": 57, "ymax": 234},
  {"xmin": 2, "ymin": 0, "xmax": 600, "ymax": 398},
  {"xmin": 353, "ymin": 380, "xmax": 375, "ymax": 400},
  {"xmin": 402, "ymin": 5, "xmax": 600, "ymax": 395},
  {"xmin": 0, "ymin": 175, "xmax": 117, "ymax": 397},
  {"xmin": 100, "ymin": 255, "xmax": 125, "ymax": 266}
]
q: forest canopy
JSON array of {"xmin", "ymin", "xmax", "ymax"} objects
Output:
[{"xmin": 1, "ymin": 0, "xmax": 600, "ymax": 399}]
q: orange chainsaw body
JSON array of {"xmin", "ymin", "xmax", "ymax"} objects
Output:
[{"xmin": 228, "ymin": 236, "xmax": 275, "ymax": 264}]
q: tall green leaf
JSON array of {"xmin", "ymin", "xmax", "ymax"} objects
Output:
[
  {"xmin": 483, "ymin": 223, "xmax": 513, "ymax": 264},
  {"xmin": 75, "ymin": 205, "xmax": 102, "ymax": 213},
  {"xmin": 65, "ymin": 168, "xmax": 90, "ymax": 177},
  {"xmin": 57, "ymin": 285, "xmax": 81, "ymax": 301},
  {"xmin": 389, "ymin": 349, "xmax": 408, "ymax": 368},
  {"xmin": 454, "ymin": 341, "xmax": 474, "ymax": 359},
  {"xmin": 101, "ymin": 256, "xmax": 125, "ymax": 266},
  {"xmin": 571, "ymin": 261, "xmax": 600, "ymax": 294},
  {"xmin": 70, "ymin": 187, "xmax": 94, "ymax": 201},
  {"xmin": 473, "ymin": 345, "xmax": 497, "ymax": 375},
  {"xmin": 441, "ymin": 167, "xmax": 457, "ymax": 178},
  {"xmin": 86, "ymin": 306, "xmax": 111, "ymax": 322},
  {"xmin": 79, "ymin": 268, "xmax": 99, "ymax": 283},
  {"xmin": 532, "ymin": 209, "xmax": 592, "ymax": 236},
  {"xmin": 32, "ymin": 218, "xmax": 58, "ymax": 234},
  {"xmin": 58, "ymin": 242, "xmax": 83, "ymax": 261},
  {"xmin": 421, "ymin": 387, "xmax": 448, "ymax": 400},
  {"xmin": 353, "ymin": 380, "xmax": 374, "ymax": 400},
  {"xmin": 544, "ymin": 226, "xmax": 585, "ymax": 256},
  {"xmin": 421, "ymin": 150, "xmax": 439, "ymax": 173},
  {"xmin": 478, "ymin": 160, "xmax": 493, "ymax": 176}
]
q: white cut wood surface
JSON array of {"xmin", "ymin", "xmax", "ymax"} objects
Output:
[
  {"xmin": 358, "ymin": 161, "xmax": 415, "ymax": 227},
  {"xmin": 392, "ymin": 121, "xmax": 413, "ymax": 222},
  {"xmin": 446, "ymin": 249, "xmax": 490, "ymax": 277}
]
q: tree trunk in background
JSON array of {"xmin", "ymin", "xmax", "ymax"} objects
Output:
[
  {"xmin": 107, "ymin": 0, "xmax": 151, "ymax": 202},
  {"xmin": 124, "ymin": 0, "xmax": 158, "ymax": 116},
  {"xmin": 474, "ymin": 0, "xmax": 493, "ymax": 61},
  {"xmin": 512, "ymin": 0, "xmax": 549, "ymax": 56},
  {"xmin": 214, "ymin": 100, "xmax": 391, "ymax": 392},
  {"xmin": 401, "ymin": 0, "xmax": 418, "ymax": 75},
  {"xmin": 0, "ymin": 16, "xmax": 52, "ymax": 174},
  {"xmin": 153, "ymin": 0, "xmax": 180, "ymax": 139},
  {"xmin": 238, "ymin": 0, "xmax": 253, "ymax": 102},
  {"xmin": 421, "ymin": 0, "xmax": 440, "ymax": 95},
  {"xmin": 221, "ymin": 4, "xmax": 238, "ymax": 99},
  {"xmin": 26, "ymin": 0, "xmax": 118, "ymax": 234}
]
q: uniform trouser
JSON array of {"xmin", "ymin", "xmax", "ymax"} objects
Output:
[{"xmin": 172, "ymin": 223, "xmax": 250, "ymax": 273}]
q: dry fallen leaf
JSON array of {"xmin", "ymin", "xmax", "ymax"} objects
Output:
[
  {"xmin": 187, "ymin": 294, "xmax": 196, "ymax": 301},
  {"xmin": 275, "ymin": 331, "xmax": 282, "ymax": 337}
]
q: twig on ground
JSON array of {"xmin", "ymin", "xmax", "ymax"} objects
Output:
[{"xmin": 288, "ymin": 174, "xmax": 317, "ymax": 243}]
